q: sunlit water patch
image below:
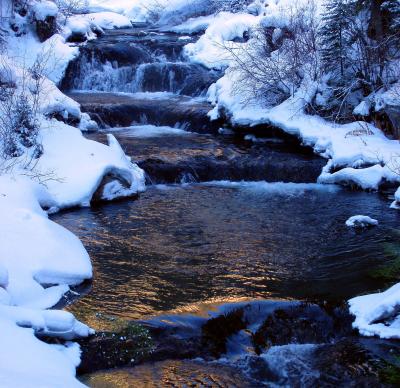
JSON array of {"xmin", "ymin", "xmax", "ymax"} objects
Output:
[{"xmin": 52, "ymin": 183, "xmax": 400, "ymax": 323}]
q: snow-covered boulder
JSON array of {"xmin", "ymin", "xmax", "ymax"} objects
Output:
[
  {"xmin": 0, "ymin": 316, "xmax": 88, "ymax": 387},
  {"xmin": 184, "ymin": 12, "xmax": 259, "ymax": 69},
  {"xmin": 32, "ymin": 1, "xmax": 59, "ymax": 42},
  {"xmin": 391, "ymin": 187, "xmax": 400, "ymax": 209},
  {"xmin": 34, "ymin": 119, "xmax": 145, "ymax": 208},
  {"xmin": 353, "ymin": 100, "xmax": 371, "ymax": 117},
  {"xmin": 0, "ymin": 175, "xmax": 92, "ymax": 308},
  {"xmin": 345, "ymin": 215, "xmax": 378, "ymax": 228},
  {"xmin": 349, "ymin": 282, "xmax": 400, "ymax": 339},
  {"xmin": 63, "ymin": 12, "xmax": 131, "ymax": 43},
  {"xmin": 32, "ymin": 0, "xmax": 58, "ymax": 21}
]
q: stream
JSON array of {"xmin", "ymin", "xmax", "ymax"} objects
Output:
[{"xmin": 55, "ymin": 25, "xmax": 400, "ymax": 386}]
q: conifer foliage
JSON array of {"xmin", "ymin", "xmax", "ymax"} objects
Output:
[{"xmin": 319, "ymin": 0, "xmax": 353, "ymax": 77}]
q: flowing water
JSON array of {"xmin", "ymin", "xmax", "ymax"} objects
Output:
[{"xmin": 57, "ymin": 25, "xmax": 400, "ymax": 386}]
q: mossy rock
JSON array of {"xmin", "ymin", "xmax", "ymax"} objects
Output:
[{"xmin": 77, "ymin": 315, "xmax": 154, "ymax": 375}]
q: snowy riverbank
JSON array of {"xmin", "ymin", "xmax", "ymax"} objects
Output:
[
  {"xmin": 0, "ymin": 0, "xmax": 400, "ymax": 385},
  {"xmin": 0, "ymin": 2, "xmax": 145, "ymax": 385}
]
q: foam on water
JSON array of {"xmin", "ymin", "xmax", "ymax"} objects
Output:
[{"xmin": 112, "ymin": 125, "xmax": 191, "ymax": 138}]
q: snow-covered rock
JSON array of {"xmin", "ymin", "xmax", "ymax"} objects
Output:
[
  {"xmin": 63, "ymin": 12, "xmax": 131, "ymax": 42},
  {"xmin": 0, "ymin": 316, "xmax": 87, "ymax": 387},
  {"xmin": 345, "ymin": 215, "xmax": 379, "ymax": 228},
  {"xmin": 32, "ymin": 0, "xmax": 58, "ymax": 21},
  {"xmin": 184, "ymin": 12, "xmax": 259, "ymax": 70},
  {"xmin": 349, "ymin": 282, "xmax": 400, "ymax": 339},
  {"xmin": 0, "ymin": 173, "xmax": 94, "ymax": 386},
  {"xmin": 35, "ymin": 119, "xmax": 145, "ymax": 207},
  {"xmin": 353, "ymin": 100, "xmax": 371, "ymax": 117},
  {"xmin": 390, "ymin": 187, "xmax": 400, "ymax": 209}
]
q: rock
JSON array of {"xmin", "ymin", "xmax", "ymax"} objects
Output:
[
  {"xmin": 35, "ymin": 15, "xmax": 57, "ymax": 42},
  {"xmin": 252, "ymin": 302, "xmax": 354, "ymax": 353},
  {"xmin": 77, "ymin": 323, "xmax": 153, "ymax": 374},
  {"xmin": 67, "ymin": 31, "xmax": 87, "ymax": 43},
  {"xmin": 91, "ymin": 172, "xmax": 136, "ymax": 205},
  {"xmin": 385, "ymin": 104, "xmax": 400, "ymax": 140}
]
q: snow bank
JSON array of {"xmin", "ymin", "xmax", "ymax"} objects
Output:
[
  {"xmin": 0, "ymin": 317, "xmax": 86, "ymax": 387},
  {"xmin": 349, "ymin": 283, "xmax": 400, "ymax": 339},
  {"xmin": 0, "ymin": 117, "xmax": 145, "ymax": 386},
  {"xmin": 179, "ymin": 0, "xmax": 400, "ymax": 195},
  {"xmin": 184, "ymin": 12, "xmax": 259, "ymax": 69},
  {"xmin": 345, "ymin": 215, "xmax": 378, "ymax": 228},
  {"xmin": 6, "ymin": 31, "xmax": 78, "ymax": 85},
  {"xmin": 0, "ymin": 3, "xmax": 148, "ymax": 385},
  {"xmin": 86, "ymin": 0, "xmax": 214, "ymax": 24},
  {"xmin": 204, "ymin": 62, "xmax": 400, "ymax": 193},
  {"xmin": 64, "ymin": 11, "xmax": 131, "ymax": 41},
  {"xmin": 169, "ymin": 14, "xmax": 216, "ymax": 34},
  {"xmin": 0, "ymin": 174, "xmax": 94, "ymax": 386},
  {"xmin": 32, "ymin": 0, "xmax": 58, "ymax": 21},
  {"xmin": 0, "ymin": 175, "xmax": 92, "ymax": 307},
  {"xmin": 36, "ymin": 119, "xmax": 145, "ymax": 207}
]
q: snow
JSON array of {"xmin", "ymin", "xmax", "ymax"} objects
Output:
[
  {"xmin": 32, "ymin": 1, "xmax": 58, "ymax": 21},
  {"xmin": 64, "ymin": 12, "xmax": 132, "ymax": 41},
  {"xmin": 0, "ymin": 174, "xmax": 95, "ymax": 386},
  {"xmin": 205, "ymin": 68, "xmax": 400, "ymax": 192},
  {"xmin": 0, "ymin": 120, "xmax": 145, "ymax": 385},
  {"xmin": 184, "ymin": 12, "xmax": 259, "ymax": 70},
  {"xmin": 0, "ymin": 317, "xmax": 86, "ymax": 387},
  {"xmin": 345, "ymin": 215, "xmax": 379, "ymax": 228},
  {"xmin": 353, "ymin": 100, "xmax": 371, "ymax": 116},
  {"xmin": 0, "ymin": 6, "xmax": 146, "ymax": 384},
  {"xmin": 169, "ymin": 14, "xmax": 216, "ymax": 34},
  {"xmin": 86, "ymin": 0, "xmax": 213, "ymax": 24},
  {"xmin": 349, "ymin": 282, "xmax": 400, "ymax": 339},
  {"xmin": 35, "ymin": 119, "xmax": 145, "ymax": 207}
]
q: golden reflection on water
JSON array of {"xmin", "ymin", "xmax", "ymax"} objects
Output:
[
  {"xmin": 57, "ymin": 182, "xmax": 398, "ymax": 331},
  {"xmin": 68, "ymin": 295, "xmax": 279, "ymax": 332},
  {"xmin": 82, "ymin": 359, "xmax": 252, "ymax": 388}
]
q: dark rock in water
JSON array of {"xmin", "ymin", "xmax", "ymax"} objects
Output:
[
  {"xmin": 385, "ymin": 104, "xmax": 400, "ymax": 140},
  {"xmin": 95, "ymin": 43, "xmax": 152, "ymax": 66},
  {"xmin": 76, "ymin": 300, "xmax": 395, "ymax": 386},
  {"xmin": 67, "ymin": 32, "xmax": 87, "ymax": 43},
  {"xmin": 45, "ymin": 111, "xmax": 80, "ymax": 127},
  {"xmin": 252, "ymin": 302, "xmax": 355, "ymax": 353},
  {"xmin": 314, "ymin": 339, "xmax": 382, "ymax": 386},
  {"xmin": 202, "ymin": 309, "xmax": 247, "ymax": 357},
  {"xmin": 35, "ymin": 16, "xmax": 57, "ymax": 42}
]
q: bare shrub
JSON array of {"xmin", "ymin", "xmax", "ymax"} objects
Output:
[
  {"xmin": 55, "ymin": 0, "xmax": 88, "ymax": 22},
  {"xmin": 224, "ymin": 1, "xmax": 320, "ymax": 106},
  {"xmin": 0, "ymin": 52, "xmax": 49, "ymax": 167}
]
